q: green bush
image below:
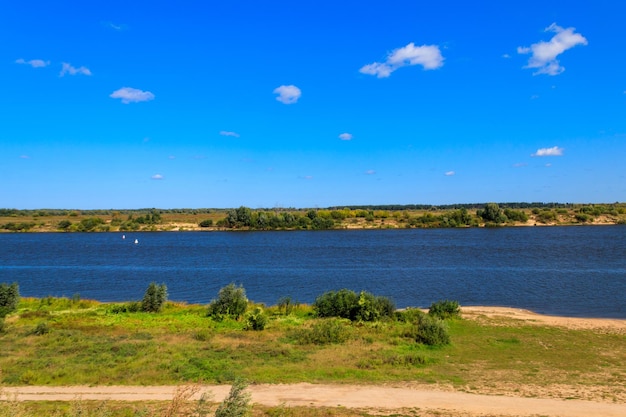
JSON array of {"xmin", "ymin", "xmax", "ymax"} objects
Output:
[
  {"xmin": 244, "ymin": 306, "xmax": 268, "ymax": 331},
  {"xmin": 31, "ymin": 322, "xmax": 51, "ymax": 336},
  {"xmin": 199, "ymin": 219, "xmax": 213, "ymax": 227},
  {"xmin": 292, "ymin": 318, "xmax": 350, "ymax": 345},
  {"xmin": 108, "ymin": 302, "xmax": 142, "ymax": 314},
  {"xmin": 215, "ymin": 379, "xmax": 251, "ymax": 417},
  {"xmin": 428, "ymin": 300, "xmax": 461, "ymax": 319},
  {"xmin": 207, "ymin": 283, "xmax": 248, "ymax": 319},
  {"xmin": 0, "ymin": 317, "xmax": 6, "ymax": 334},
  {"xmin": 0, "ymin": 282, "xmax": 19, "ymax": 317},
  {"xmin": 140, "ymin": 282, "xmax": 168, "ymax": 313},
  {"xmin": 415, "ymin": 314, "xmax": 450, "ymax": 346},
  {"xmin": 313, "ymin": 289, "xmax": 395, "ymax": 322}
]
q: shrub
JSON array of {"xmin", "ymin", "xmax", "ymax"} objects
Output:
[
  {"xmin": 277, "ymin": 296, "xmax": 296, "ymax": 315},
  {"xmin": 207, "ymin": 283, "xmax": 248, "ymax": 319},
  {"xmin": 199, "ymin": 219, "xmax": 213, "ymax": 227},
  {"xmin": 0, "ymin": 317, "xmax": 6, "ymax": 333},
  {"xmin": 0, "ymin": 282, "xmax": 19, "ymax": 317},
  {"xmin": 244, "ymin": 306, "xmax": 268, "ymax": 331},
  {"xmin": 108, "ymin": 302, "xmax": 142, "ymax": 314},
  {"xmin": 313, "ymin": 289, "xmax": 395, "ymax": 322},
  {"xmin": 428, "ymin": 300, "xmax": 461, "ymax": 319},
  {"xmin": 31, "ymin": 322, "xmax": 51, "ymax": 336},
  {"xmin": 415, "ymin": 314, "xmax": 450, "ymax": 346},
  {"xmin": 215, "ymin": 379, "xmax": 251, "ymax": 417},
  {"xmin": 140, "ymin": 282, "xmax": 168, "ymax": 313},
  {"xmin": 292, "ymin": 318, "xmax": 350, "ymax": 345}
]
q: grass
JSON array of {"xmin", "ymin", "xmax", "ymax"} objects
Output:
[{"xmin": 1, "ymin": 297, "xmax": 625, "ymax": 414}]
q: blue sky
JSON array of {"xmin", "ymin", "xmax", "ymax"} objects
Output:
[{"xmin": 2, "ymin": 0, "xmax": 625, "ymax": 209}]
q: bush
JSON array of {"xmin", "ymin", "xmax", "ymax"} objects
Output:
[
  {"xmin": 0, "ymin": 282, "xmax": 19, "ymax": 317},
  {"xmin": 0, "ymin": 317, "xmax": 6, "ymax": 333},
  {"xmin": 415, "ymin": 314, "xmax": 450, "ymax": 346},
  {"xmin": 108, "ymin": 302, "xmax": 142, "ymax": 314},
  {"xmin": 140, "ymin": 282, "xmax": 168, "ymax": 313},
  {"xmin": 244, "ymin": 306, "xmax": 268, "ymax": 330},
  {"xmin": 31, "ymin": 322, "xmax": 51, "ymax": 336},
  {"xmin": 215, "ymin": 379, "xmax": 251, "ymax": 417},
  {"xmin": 199, "ymin": 219, "xmax": 213, "ymax": 227},
  {"xmin": 292, "ymin": 318, "xmax": 350, "ymax": 345},
  {"xmin": 207, "ymin": 283, "xmax": 248, "ymax": 319},
  {"xmin": 313, "ymin": 289, "xmax": 395, "ymax": 322},
  {"xmin": 428, "ymin": 300, "xmax": 461, "ymax": 319}
]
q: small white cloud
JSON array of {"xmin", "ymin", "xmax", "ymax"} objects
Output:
[
  {"xmin": 545, "ymin": 163, "xmax": 552, "ymax": 167},
  {"xmin": 502, "ymin": 53, "xmax": 511, "ymax": 59},
  {"xmin": 273, "ymin": 85, "xmax": 301, "ymax": 104},
  {"xmin": 19, "ymin": 155, "xmax": 30, "ymax": 159},
  {"xmin": 360, "ymin": 42, "xmax": 444, "ymax": 78},
  {"xmin": 513, "ymin": 162, "xmax": 528, "ymax": 168},
  {"xmin": 110, "ymin": 87, "xmax": 155, "ymax": 104},
  {"xmin": 16, "ymin": 58, "xmax": 50, "ymax": 68},
  {"xmin": 530, "ymin": 94, "xmax": 540, "ymax": 100},
  {"xmin": 303, "ymin": 175, "xmax": 313, "ymax": 180},
  {"xmin": 102, "ymin": 21, "xmax": 128, "ymax": 31},
  {"xmin": 220, "ymin": 130, "xmax": 240, "ymax": 138},
  {"xmin": 444, "ymin": 171, "xmax": 455, "ymax": 176},
  {"xmin": 365, "ymin": 169, "xmax": 376, "ymax": 175},
  {"xmin": 168, "ymin": 155, "xmax": 176, "ymax": 160},
  {"xmin": 532, "ymin": 146, "xmax": 564, "ymax": 157},
  {"xmin": 518, "ymin": 23, "xmax": 587, "ymax": 75},
  {"xmin": 338, "ymin": 133, "xmax": 353, "ymax": 141},
  {"xmin": 60, "ymin": 62, "xmax": 92, "ymax": 76},
  {"xmin": 151, "ymin": 174, "xmax": 164, "ymax": 180}
]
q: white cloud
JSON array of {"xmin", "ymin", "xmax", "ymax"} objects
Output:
[
  {"xmin": 365, "ymin": 170, "xmax": 376, "ymax": 175},
  {"xmin": 168, "ymin": 155, "xmax": 176, "ymax": 160},
  {"xmin": 502, "ymin": 53, "xmax": 511, "ymax": 59},
  {"xmin": 532, "ymin": 146, "xmax": 564, "ymax": 157},
  {"xmin": 15, "ymin": 58, "xmax": 49, "ymax": 68},
  {"xmin": 360, "ymin": 42, "xmax": 444, "ymax": 78},
  {"xmin": 444, "ymin": 171, "xmax": 455, "ymax": 176},
  {"xmin": 19, "ymin": 155, "xmax": 30, "ymax": 159},
  {"xmin": 303, "ymin": 175, "xmax": 313, "ymax": 180},
  {"xmin": 545, "ymin": 163, "xmax": 552, "ymax": 167},
  {"xmin": 518, "ymin": 23, "xmax": 587, "ymax": 75},
  {"xmin": 339, "ymin": 133, "xmax": 353, "ymax": 141},
  {"xmin": 220, "ymin": 130, "xmax": 240, "ymax": 138},
  {"xmin": 151, "ymin": 174, "xmax": 164, "ymax": 180},
  {"xmin": 273, "ymin": 85, "xmax": 301, "ymax": 104},
  {"xmin": 110, "ymin": 87, "xmax": 155, "ymax": 104},
  {"xmin": 513, "ymin": 162, "xmax": 528, "ymax": 168},
  {"xmin": 60, "ymin": 62, "xmax": 92, "ymax": 76}
]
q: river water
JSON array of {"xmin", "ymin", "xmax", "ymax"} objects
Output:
[{"xmin": 1, "ymin": 226, "xmax": 625, "ymax": 318}]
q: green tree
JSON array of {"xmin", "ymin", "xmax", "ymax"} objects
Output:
[
  {"xmin": 207, "ymin": 283, "xmax": 248, "ymax": 319},
  {"xmin": 477, "ymin": 203, "xmax": 507, "ymax": 223},
  {"xmin": 0, "ymin": 282, "xmax": 20, "ymax": 317},
  {"xmin": 140, "ymin": 282, "xmax": 168, "ymax": 313}
]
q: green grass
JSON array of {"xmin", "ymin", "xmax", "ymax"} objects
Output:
[{"xmin": 1, "ymin": 297, "xmax": 624, "ymax": 400}]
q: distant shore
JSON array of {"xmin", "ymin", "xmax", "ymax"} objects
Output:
[{"xmin": 2, "ymin": 204, "xmax": 625, "ymax": 232}]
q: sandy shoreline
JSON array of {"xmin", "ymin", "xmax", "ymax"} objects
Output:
[{"xmin": 459, "ymin": 306, "xmax": 626, "ymax": 333}]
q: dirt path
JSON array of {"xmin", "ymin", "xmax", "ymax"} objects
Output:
[{"xmin": 3, "ymin": 383, "xmax": 625, "ymax": 417}]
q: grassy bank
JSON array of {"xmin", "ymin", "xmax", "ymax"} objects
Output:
[{"xmin": 1, "ymin": 297, "xmax": 624, "ymax": 401}]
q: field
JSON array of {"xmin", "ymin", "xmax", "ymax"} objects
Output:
[{"xmin": 1, "ymin": 297, "xmax": 625, "ymax": 416}]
